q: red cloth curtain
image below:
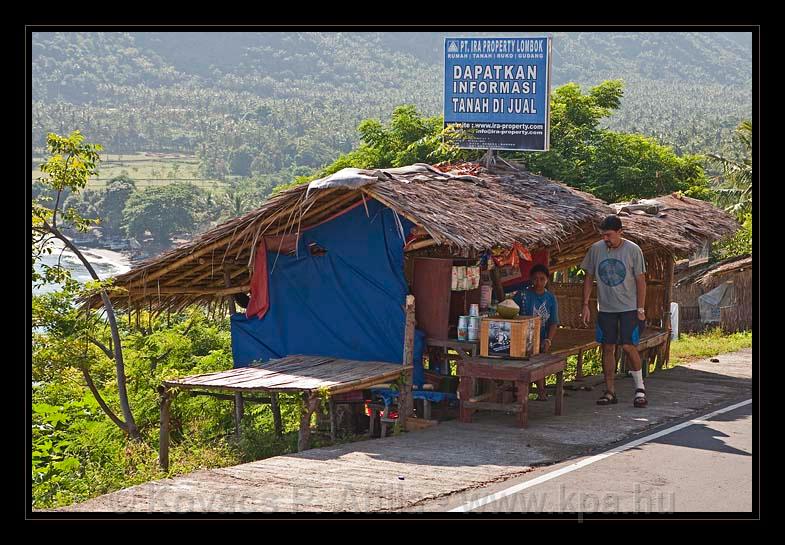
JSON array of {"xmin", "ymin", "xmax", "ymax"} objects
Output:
[{"xmin": 245, "ymin": 237, "xmax": 270, "ymax": 319}]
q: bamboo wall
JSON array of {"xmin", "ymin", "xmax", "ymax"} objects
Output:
[
  {"xmin": 549, "ymin": 250, "xmax": 669, "ymax": 329},
  {"xmin": 550, "ymin": 281, "xmax": 666, "ymax": 329},
  {"xmin": 406, "ymin": 247, "xmax": 674, "ymax": 331}
]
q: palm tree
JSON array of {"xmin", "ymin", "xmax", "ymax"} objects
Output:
[
  {"xmin": 706, "ymin": 120, "xmax": 752, "ymax": 218},
  {"xmin": 224, "ymin": 189, "xmax": 248, "ymax": 218}
]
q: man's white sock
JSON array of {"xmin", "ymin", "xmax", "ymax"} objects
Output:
[{"xmin": 631, "ymin": 369, "xmax": 645, "ymax": 397}]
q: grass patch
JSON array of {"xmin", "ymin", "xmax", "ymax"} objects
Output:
[{"xmin": 670, "ymin": 328, "xmax": 752, "ymax": 365}]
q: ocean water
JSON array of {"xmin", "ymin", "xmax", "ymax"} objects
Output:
[{"xmin": 32, "ymin": 239, "xmax": 131, "ymax": 296}]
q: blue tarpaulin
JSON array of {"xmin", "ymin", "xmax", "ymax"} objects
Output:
[
  {"xmin": 370, "ymin": 388, "xmax": 458, "ymax": 408},
  {"xmin": 231, "ymin": 199, "xmax": 426, "ymax": 386}
]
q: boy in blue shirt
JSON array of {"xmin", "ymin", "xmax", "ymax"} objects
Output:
[{"xmin": 513, "ymin": 264, "xmax": 560, "ymax": 401}]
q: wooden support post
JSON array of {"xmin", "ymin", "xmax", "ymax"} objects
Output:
[
  {"xmin": 158, "ymin": 386, "xmax": 173, "ymax": 472},
  {"xmin": 399, "ymin": 295, "xmax": 416, "ymax": 429},
  {"xmin": 298, "ymin": 392, "xmax": 321, "ymax": 452},
  {"xmin": 271, "ymin": 392, "xmax": 283, "ymax": 436},
  {"xmin": 490, "ymin": 267, "xmax": 505, "ymax": 303},
  {"xmin": 555, "ymin": 371, "xmax": 564, "ymax": 416},
  {"xmin": 380, "ymin": 405, "xmax": 390, "ymax": 438},
  {"xmin": 223, "ymin": 264, "xmax": 237, "ymax": 315},
  {"xmin": 575, "ymin": 349, "xmax": 584, "ymax": 381},
  {"xmin": 329, "ymin": 398, "xmax": 337, "ymax": 443},
  {"xmin": 662, "ymin": 335, "xmax": 672, "ymax": 369},
  {"xmin": 440, "ymin": 347, "xmax": 448, "ymax": 377},
  {"xmin": 398, "ymin": 370, "xmax": 412, "ymax": 431},
  {"xmin": 459, "ymin": 375, "xmax": 475, "ymax": 423},
  {"xmin": 661, "ymin": 257, "xmax": 675, "ymax": 368},
  {"xmin": 234, "ymin": 392, "xmax": 244, "ymax": 438},
  {"xmin": 403, "ymin": 295, "xmax": 415, "ymax": 370},
  {"xmin": 516, "ymin": 380, "xmax": 530, "ymax": 428}
]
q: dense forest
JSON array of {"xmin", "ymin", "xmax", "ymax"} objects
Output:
[{"xmin": 32, "ymin": 32, "xmax": 752, "ymax": 178}]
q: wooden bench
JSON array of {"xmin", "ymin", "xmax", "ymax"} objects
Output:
[{"xmin": 457, "ymin": 353, "xmax": 567, "ymax": 428}]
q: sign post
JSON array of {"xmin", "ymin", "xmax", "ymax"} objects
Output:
[{"xmin": 444, "ymin": 36, "xmax": 552, "ymax": 154}]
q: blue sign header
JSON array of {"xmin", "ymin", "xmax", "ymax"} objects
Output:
[{"xmin": 444, "ymin": 36, "xmax": 552, "ymax": 151}]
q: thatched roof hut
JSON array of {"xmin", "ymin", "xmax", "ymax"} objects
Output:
[
  {"xmin": 88, "ymin": 161, "xmax": 737, "ymax": 315},
  {"xmin": 672, "ymin": 254, "xmax": 752, "ymax": 333}
]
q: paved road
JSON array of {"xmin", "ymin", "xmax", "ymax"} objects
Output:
[
  {"xmin": 53, "ymin": 350, "xmax": 752, "ymax": 512},
  {"xmin": 409, "ymin": 401, "xmax": 753, "ymax": 513}
]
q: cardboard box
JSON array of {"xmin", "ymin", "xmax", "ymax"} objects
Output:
[{"xmin": 479, "ymin": 315, "xmax": 541, "ymax": 358}]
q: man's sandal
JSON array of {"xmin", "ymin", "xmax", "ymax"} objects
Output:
[
  {"xmin": 633, "ymin": 388, "xmax": 648, "ymax": 408},
  {"xmin": 596, "ymin": 391, "xmax": 618, "ymax": 405}
]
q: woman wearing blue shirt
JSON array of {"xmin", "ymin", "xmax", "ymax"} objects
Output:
[{"xmin": 513, "ymin": 264, "xmax": 560, "ymax": 401}]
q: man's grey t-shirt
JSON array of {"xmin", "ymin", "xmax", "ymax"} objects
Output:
[{"xmin": 581, "ymin": 239, "xmax": 646, "ymax": 313}]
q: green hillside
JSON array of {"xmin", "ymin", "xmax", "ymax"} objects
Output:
[{"xmin": 32, "ymin": 31, "xmax": 752, "ymax": 179}]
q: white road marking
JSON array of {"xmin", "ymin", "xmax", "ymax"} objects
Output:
[{"xmin": 449, "ymin": 399, "xmax": 752, "ymax": 512}]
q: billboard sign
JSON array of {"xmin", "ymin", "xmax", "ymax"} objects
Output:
[{"xmin": 444, "ymin": 36, "xmax": 552, "ymax": 151}]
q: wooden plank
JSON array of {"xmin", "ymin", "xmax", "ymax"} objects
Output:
[
  {"xmin": 516, "ymin": 380, "xmax": 530, "ymax": 428},
  {"xmin": 412, "ymin": 258, "xmax": 452, "ymax": 339},
  {"xmin": 188, "ymin": 368, "xmax": 284, "ymax": 388},
  {"xmin": 158, "ymin": 387, "xmax": 172, "ymax": 472},
  {"xmin": 551, "ymin": 340, "xmax": 599, "ymax": 357},
  {"xmin": 187, "ymin": 391, "xmax": 272, "ymax": 404},
  {"xmin": 166, "ymin": 366, "xmax": 262, "ymax": 386},
  {"xmin": 164, "ymin": 382, "xmax": 307, "ymax": 394},
  {"xmin": 168, "ymin": 358, "xmax": 408, "ymax": 395},
  {"xmin": 298, "ymin": 392, "xmax": 321, "ymax": 452},
  {"xmin": 168, "ymin": 363, "xmax": 287, "ymax": 386},
  {"xmin": 462, "ymin": 401, "xmax": 523, "ymax": 412},
  {"xmin": 529, "ymin": 362, "xmax": 567, "ymax": 383},
  {"xmin": 203, "ymin": 358, "xmax": 339, "ymax": 389},
  {"xmin": 327, "ymin": 368, "xmax": 413, "ymax": 396},
  {"xmin": 234, "ymin": 392, "xmax": 244, "ymax": 437},
  {"xmin": 251, "ymin": 362, "xmax": 397, "ymax": 390},
  {"xmin": 319, "ymin": 361, "xmax": 408, "ymax": 382},
  {"xmin": 328, "ymin": 368, "xmax": 412, "ymax": 395},
  {"xmin": 329, "ymin": 398, "xmax": 337, "ymax": 442},
  {"xmin": 490, "ymin": 267, "xmax": 505, "ymax": 304},
  {"xmin": 271, "ymin": 392, "xmax": 283, "ymax": 436},
  {"xmin": 427, "ymin": 338, "xmax": 480, "ymax": 351},
  {"xmin": 575, "ymin": 349, "xmax": 585, "ymax": 380},
  {"xmin": 125, "ymin": 284, "xmax": 251, "ymax": 297},
  {"xmin": 223, "ymin": 264, "xmax": 237, "ymax": 315},
  {"xmin": 405, "ymin": 418, "xmax": 438, "ymax": 431}
]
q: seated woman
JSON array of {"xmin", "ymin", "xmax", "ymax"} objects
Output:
[{"xmin": 513, "ymin": 264, "xmax": 560, "ymax": 401}]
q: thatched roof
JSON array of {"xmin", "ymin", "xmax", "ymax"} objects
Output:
[
  {"xmin": 675, "ymin": 254, "xmax": 752, "ymax": 287},
  {"xmin": 609, "ymin": 194, "xmax": 739, "ymax": 258},
  {"xmin": 87, "ymin": 161, "xmax": 737, "ymax": 313}
]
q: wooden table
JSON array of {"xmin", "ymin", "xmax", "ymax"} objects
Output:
[
  {"xmin": 457, "ymin": 353, "xmax": 566, "ymax": 428},
  {"xmin": 159, "ymin": 355, "xmax": 413, "ymax": 470},
  {"xmin": 427, "ymin": 338, "xmax": 479, "ymax": 375}
]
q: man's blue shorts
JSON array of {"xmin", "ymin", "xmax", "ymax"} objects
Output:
[{"xmin": 596, "ymin": 311, "xmax": 645, "ymax": 346}]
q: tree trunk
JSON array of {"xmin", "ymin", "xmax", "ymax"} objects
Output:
[
  {"xmin": 79, "ymin": 364, "xmax": 127, "ymax": 432},
  {"xmin": 47, "ymin": 223, "xmax": 140, "ymax": 441}
]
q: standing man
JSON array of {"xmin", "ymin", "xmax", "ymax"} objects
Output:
[{"xmin": 580, "ymin": 215, "xmax": 648, "ymax": 408}]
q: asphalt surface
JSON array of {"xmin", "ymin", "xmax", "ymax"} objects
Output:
[
  {"xmin": 408, "ymin": 401, "xmax": 753, "ymax": 513},
  {"xmin": 50, "ymin": 349, "xmax": 752, "ymax": 512}
]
